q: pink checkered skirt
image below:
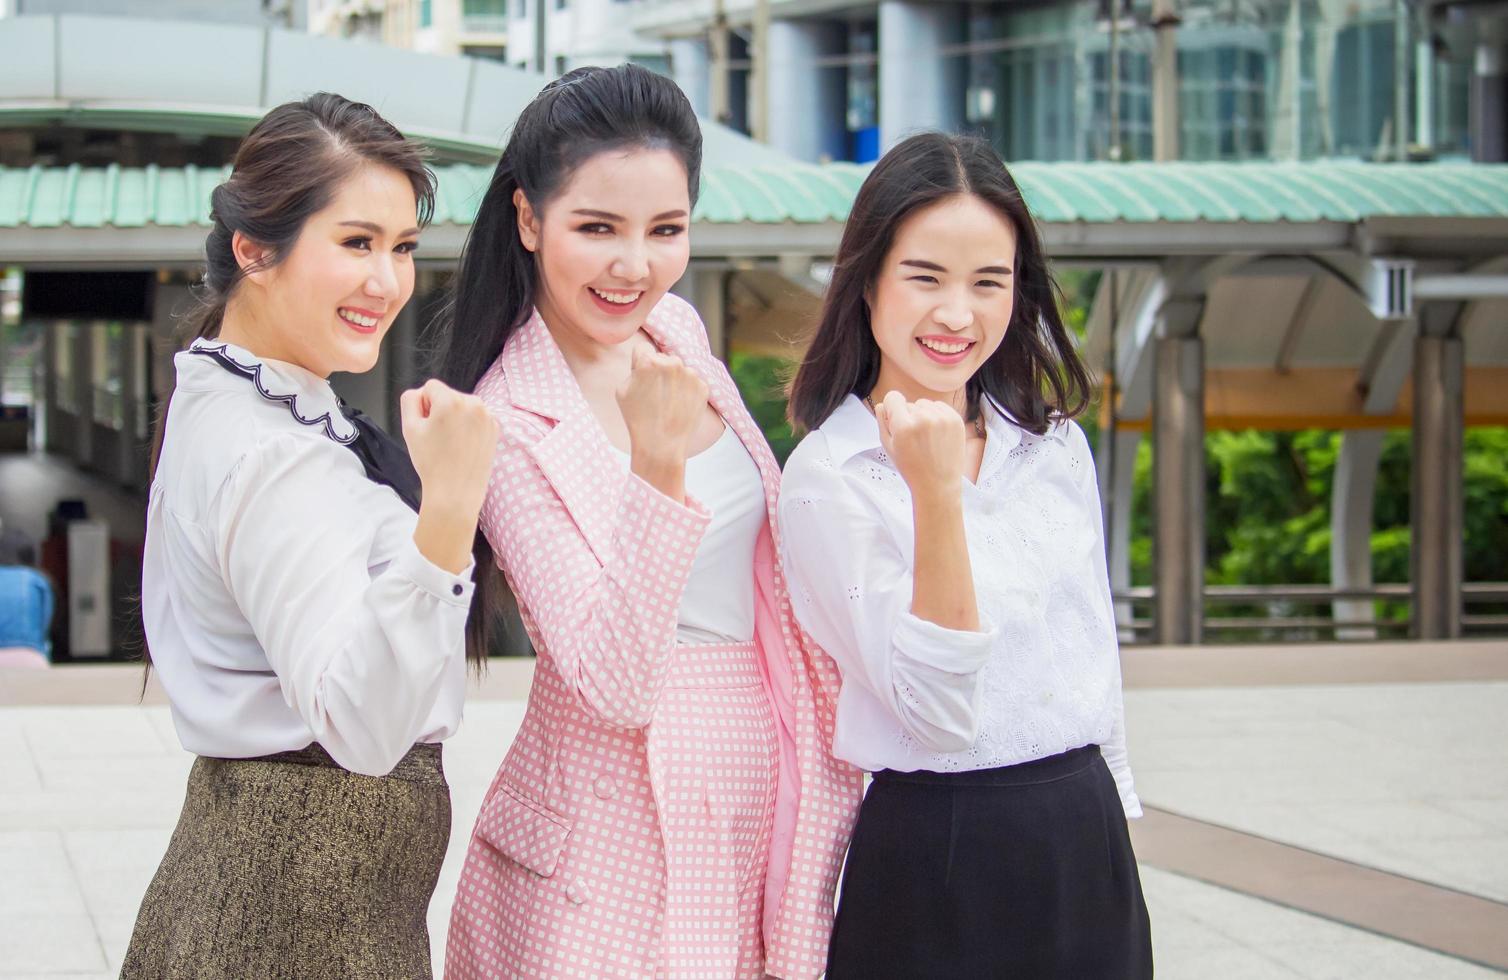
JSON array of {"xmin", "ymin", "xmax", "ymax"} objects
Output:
[{"xmin": 649, "ymin": 641, "xmax": 780, "ymax": 978}]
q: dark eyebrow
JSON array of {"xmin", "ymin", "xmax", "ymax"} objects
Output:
[
  {"xmin": 899, "ymin": 259, "xmax": 1012, "ymax": 276},
  {"xmin": 338, "ymin": 220, "xmax": 421, "ymax": 238},
  {"xmin": 572, "ymin": 208, "xmax": 689, "ymax": 221}
]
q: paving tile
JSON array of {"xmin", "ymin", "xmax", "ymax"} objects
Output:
[
  {"xmin": 0, "ymin": 914, "xmax": 106, "ymax": 973},
  {"xmin": 0, "ymin": 831, "xmax": 88, "ymax": 916},
  {"xmin": 17, "ymin": 708, "xmax": 169, "ymax": 761}
]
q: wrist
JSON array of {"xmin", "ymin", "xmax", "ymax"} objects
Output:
[
  {"xmin": 908, "ymin": 477, "xmax": 963, "ymax": 508},
  {"xmin": 630, "ymin": 453, "xmax": 686, "ymax": 503}
]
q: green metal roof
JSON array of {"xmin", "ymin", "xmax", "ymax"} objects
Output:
[{"xmin": 3, "ymin": 161, "xmax": 1507, "ymax": 230}]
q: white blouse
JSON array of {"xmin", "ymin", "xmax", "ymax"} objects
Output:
[
  {"xmin": 613, "ymin": 424, "xmax": 765, "ymax": 645},
  {"xmin": 778, "ymin": 395, "xmax": 1141, "ymax": 817},
  {"xmin": 142, "ymin": 339, "xmax": 473, "ymax": 777}
]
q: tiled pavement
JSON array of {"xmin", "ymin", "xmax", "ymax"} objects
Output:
[{"xmin": 2, "ymin": 642, "xmax": 1506, "ymax": 979}]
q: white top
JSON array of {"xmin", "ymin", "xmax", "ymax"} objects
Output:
[
  {"xmin": 142, "ymin": 338, "xmax": 473, "ymax": 778},
  {"xmin": 615, "ymin": 424, "xmax": 764, "ymax": 645},
  {"xmin": 778, "ymin": 395, "xmax": 1141, "ymax": 817}
]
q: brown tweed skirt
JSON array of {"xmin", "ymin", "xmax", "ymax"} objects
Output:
[{"xmin": 121, "ymin": 742, "xmax": 450, "ymax": 980}]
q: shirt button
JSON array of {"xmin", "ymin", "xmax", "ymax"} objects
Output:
[
  {"xmin": 593, "ymin": 775, "xmax": 618, "ymax": 800},
  {"xmin": 452, "ymin": 584, "xmax": 464, "ymax": 597}
]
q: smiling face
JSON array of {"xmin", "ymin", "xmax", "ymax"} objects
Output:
[
  {"xmin": 867, "ymin": 193, "xmax": 1019, "ymax": 407},
  {"xmin": 236, "ymin": 163, "xmax": 420, "ymax": 377},
  {"xmin": 515, "ymin": 146, "xmax": 692, "ymax": 355}
]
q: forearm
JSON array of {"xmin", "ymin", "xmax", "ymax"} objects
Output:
[{"xmin": 908, "ymin": 486, "xmax": 979, "ymax": 632}]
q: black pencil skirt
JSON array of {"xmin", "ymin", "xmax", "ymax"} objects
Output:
[{"xmin": 826, "ymin": 744, "xmax": 1153, "ymax": 979}]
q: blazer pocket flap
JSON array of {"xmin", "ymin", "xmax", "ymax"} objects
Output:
[{"xmin": 477, "ymin": 783, "xmax": 572, "ymax": 878}]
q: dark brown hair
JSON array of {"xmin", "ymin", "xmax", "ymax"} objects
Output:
[
  {"xmin": 429, "ymin": 63, "xmax": 702, "ymax": 664},
  {"xmin": 151, "ymin": 92, "xmax": 434, "ymax": 479},
  {"xmin": 787, "ymin": 132, "xmax": 1090, "ymax": 434},
  {"xmin": 145, "ymin": 93, "xmax": 449, "ymax": 667}
]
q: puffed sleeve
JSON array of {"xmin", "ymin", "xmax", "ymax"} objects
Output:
[
  {"xmin": 778, "ymin": 440, "xmax": 998, "ymax": 754},
  {"xmin": 213, "ymin": 433, "xmax": 473, "ymax": 777},
  {"xmin": 1065, "ymin": 421, "xmax": 1142, "ymax": 818}
]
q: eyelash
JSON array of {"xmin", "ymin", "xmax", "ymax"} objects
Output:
[
  {"xmin": 907, "ymin": 275, "xmax": 1008, "ymax": 289},
  {"xmin": 576, "ymin": 223, "xmax": 686, "ymax": 238},
  {"xmin": 343, "ymin": 237, "xmax": 418, "ymax": 254}
]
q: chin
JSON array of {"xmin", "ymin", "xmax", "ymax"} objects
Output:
[{"xmin": 331, "ymin": 343, "xmax": 383, "ymax": 376}]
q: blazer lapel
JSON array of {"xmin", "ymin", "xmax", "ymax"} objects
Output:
[{"xmin": 501, "ymin": 311, "xmax": 621, "ymax": 567}]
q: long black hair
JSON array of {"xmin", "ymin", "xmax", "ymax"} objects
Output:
[
  {"xmin": 788, "ymin": 132, "xmax": 1090, "ymax": 434},
  {"xmin": 429, "ymin": 63, "xmax": 703, "ymax": 661}
]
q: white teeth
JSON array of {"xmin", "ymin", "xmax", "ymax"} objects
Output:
[
  {"xmin": 339, "ymin": 309, "xmax": 379, "ymax": 328},
  {"xmin": 919, "ymin": 338, "xmax": 971, "ymax": 354},
  {"xmin": 590, "ymin": 287, "xmax": 642, "ymax": 305}
]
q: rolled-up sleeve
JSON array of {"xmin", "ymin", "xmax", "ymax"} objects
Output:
[
  {"xmin": 214, "ymin": 433, "xmax": 471, "ymax": 777},
  {"xmin": 778, "ymin": 456, "xmax": 997, "ymax": 755}
]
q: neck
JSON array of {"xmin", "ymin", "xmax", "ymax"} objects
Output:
[
  {"xmin": 217, "ymin": 296, "xmax": 320, "ymax": 377},
  {"xmin": 537, "ymin": 301, "xmax": 644, "ymax": 384}
]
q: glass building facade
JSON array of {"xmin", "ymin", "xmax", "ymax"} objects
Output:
[
  {"xmin": 978, "ymin": 0, "xmax": 1474, "ymax": 162},
  {"xmin": 756, "ymin": 0, "xmax": 1478, "ymax": 163}
]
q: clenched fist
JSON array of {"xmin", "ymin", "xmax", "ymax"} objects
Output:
[
  {"xmin": 873, "ymin": 390, "xmax": 967, "ymax": 498},
  {"xmin": 616, "ymin": 345, "xmax": 710, "ymax": 465},
  {"xmin": 400, "ymin": 379, "xmax": 497, "ymax": 517}
]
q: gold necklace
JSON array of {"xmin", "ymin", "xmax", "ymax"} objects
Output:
[{"xmin": 864, "ymin": 394, "xmax": 986, "ymax": 438}]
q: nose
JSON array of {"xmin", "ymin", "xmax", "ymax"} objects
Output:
[
  {"xmin": 932, "ymin": 293, "xmax": 975, "ymax": 332},
  {"xmin": 364, "ymin": 253, "xmax": 400, "ymax": 303},
  {"xmin": 610, "ymin": 239, "xmax": 650, "ymax": 284}
]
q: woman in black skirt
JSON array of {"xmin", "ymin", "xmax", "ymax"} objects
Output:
[
  {"xmin": 778, "ymin": 131, "xmax": 1152, "ymax": 978},
  {"xmin": 121, "ymin": 94, "xmax": 496, "ymax": 979}
]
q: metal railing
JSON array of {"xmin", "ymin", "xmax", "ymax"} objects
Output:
[{"xmin": 1110, "ymin": 583, "xmax": 1508, "ymax": 643}]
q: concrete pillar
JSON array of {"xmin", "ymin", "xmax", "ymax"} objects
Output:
[
  {"xmin": 1152, "ymin": 332, "xmax": 1204, "ymax": 645},
  {"xmin": 1330, "ymin": 431, "xmax": 1385, "ymax": 639},
  {"xmin": 1151, "ymin": 0, "xmax": 1180, "ymax": 161},
  {"xmin": 1411, "ymin": 332, "xmax": 1464, "ymax": 639},
  {"xmin": 670, "ymin": 37, "xmax": 711, "ymax": 118},
  {"xmin": 1330, "ymin": 307, "xmax": 1414, "ymax": 637},
  {"xmin": 878, "ymin": 0, "xmax": 964, "ymax": 149},
  {"xmin": 1473, "ymin": 39, "xmax": 1508, "ymax": 162},
  {"xmin": 73, "ymin": 323, "xmax": 93, "ymax": 470},
  {"xmin": 767, "ymin": 19, "xmax": 847, "ymax": 162},
  {"xmin": 678, "ymin": 267, "xmax": 729, "ymax": 362},
  {"xmin": 1101, "ymin": 427, "xmax": 1143, "ymax": 634}
]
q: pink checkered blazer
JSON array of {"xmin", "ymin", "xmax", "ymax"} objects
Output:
[{"xmin": 446, "ymin": 294, "xmax": 864, "ymax": 979}]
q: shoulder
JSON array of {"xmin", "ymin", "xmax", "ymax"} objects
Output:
[
  {"xmin": 1051, "ymin": 417, "xmax": 1092, "ymax": 457},
  {"xmin": 779, "ymin": 429, "xmax": 852, "ymax": 504},
  {"xmin": 648, "ymin": 292, "xmax": 713, "ymax": 355},
  {"xmin": 473, "ymin": 355, "xmax": 550, "ymax": 452},
  {"xmin": 158, "ymin": 388, "xmax": 345, "ymax": 514}
]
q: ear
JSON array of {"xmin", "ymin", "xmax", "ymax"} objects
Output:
[
  {"xmin": 231, "ymin": 230, "xmax": 273, "ymax": 285},
  {"xmin": 513, "ymin": 188, "xmax": 540, "ymax": 253}
]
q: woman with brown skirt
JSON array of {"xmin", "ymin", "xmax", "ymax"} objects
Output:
[{"xmin": 120, "ymin": 93, "xmax": 496, "ymax": 980}]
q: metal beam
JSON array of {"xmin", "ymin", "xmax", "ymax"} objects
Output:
[{"xmin": 1412, "ymin": 274, "xmax": 1508, "ymax": 300}]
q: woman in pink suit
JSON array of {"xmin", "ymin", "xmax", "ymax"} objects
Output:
[{"xmin": 433, "ymin": 64, "xmax": 863, "ymax": 980}]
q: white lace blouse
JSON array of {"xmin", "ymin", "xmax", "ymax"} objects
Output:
[
  {"xmin": 142, "ymin": 339, "xmax": 473, "ymax": 777},
  {"xmin": 777, "ymin": 394, "xmax": 1140, "ymax": 817}
]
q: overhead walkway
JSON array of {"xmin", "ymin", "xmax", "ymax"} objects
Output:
[{"xmin": 2, "ymin": 12, "xmax": 1505, "ymax": 644}]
